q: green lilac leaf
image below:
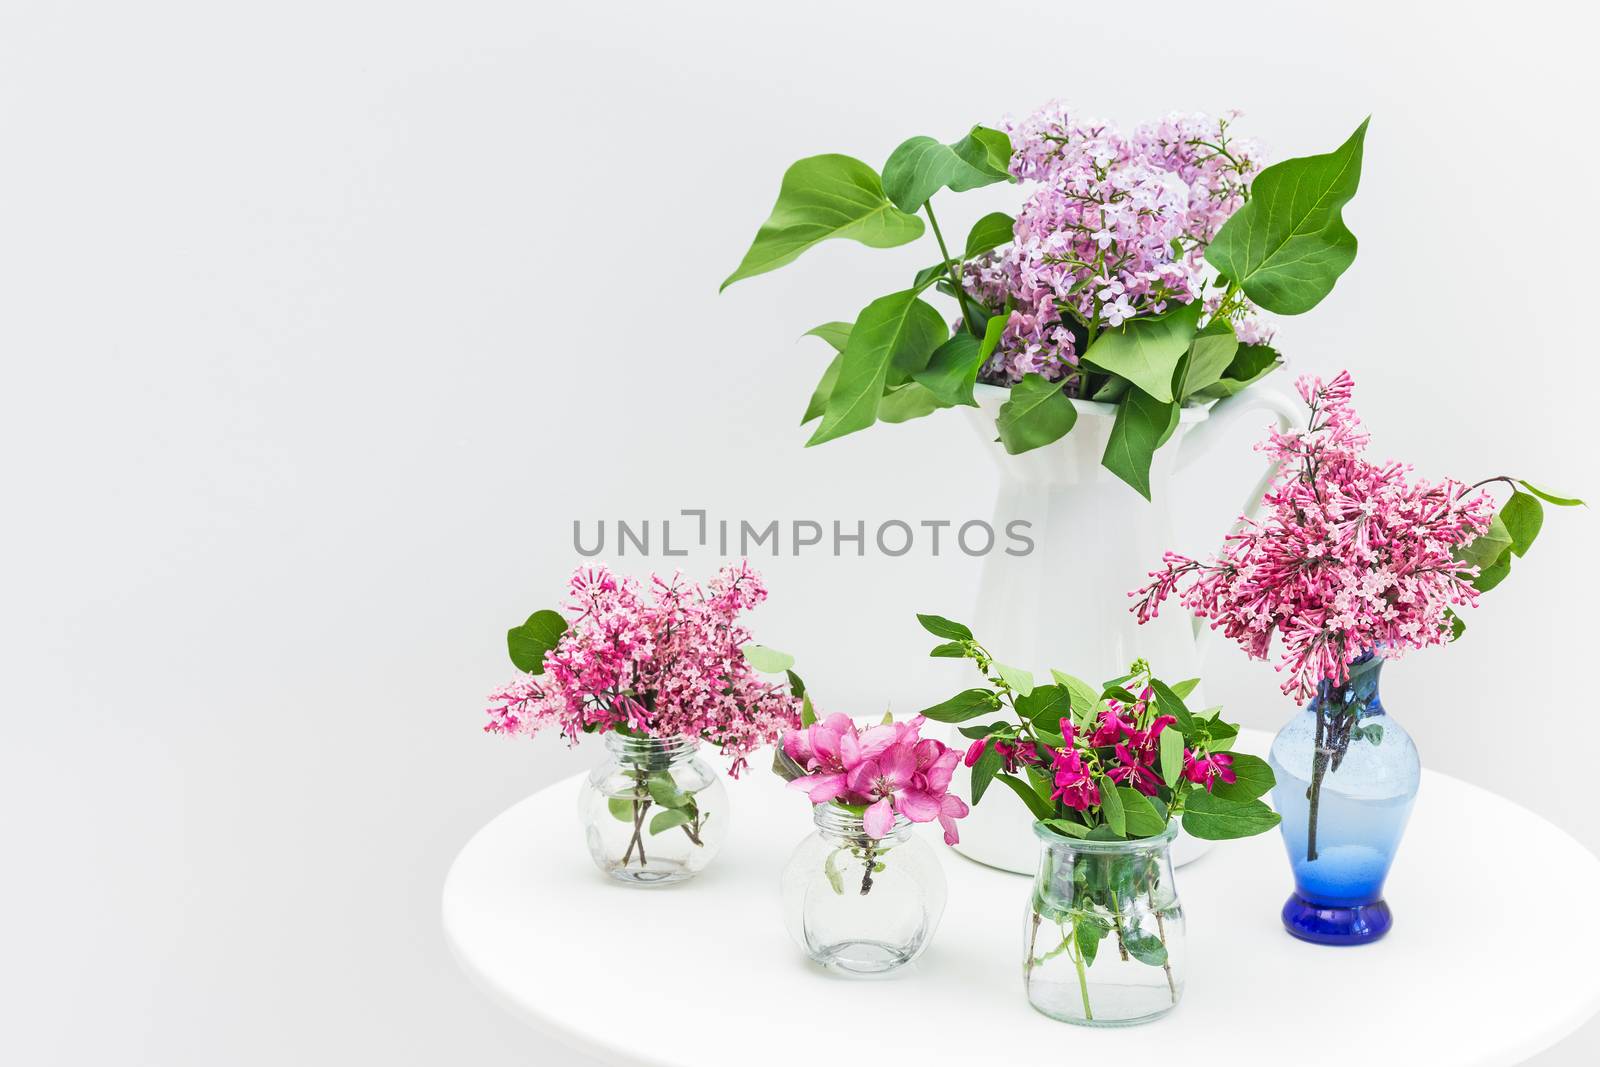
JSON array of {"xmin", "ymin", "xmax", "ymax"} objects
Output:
[
  {"xmin": 803, "ymin": 321, "xmax": 852, "ymax": 352},
  {"xmin": 913, "ymin": 333, "xmax": 985, "ymax": 408},
  {"xmin": 1474, "ymin": 555, "xmax": 1511, "ymax": 593},
  {"xmin": 1080, "ymin": 298, "xmax": 1203, "ymax": 403},
  {"xmin": 1499, "ymin": 490, "xmax": 1544, "ymax": 558},
  {"xmin": 648, "ymin": 774, "xmax": 692, "ymax": 810},
  {"xmin": 1192, "ymin": 343, "xmax": 1282, "ymax": 400},
  {"xmin": 722, "ymin": 154, "xmax": 924, "ymax": 289},
  {"xmin": 800, "ymin": 352, "xmax": 842, "ymax": 425},
  {"xmin": 741, "ymin": 644, "xmax": 795, "ymax": 674},
  {"xmin": 997, "ymin": 373, "xmax": 1078, "ymax": 455},
  {"xmin": 606, "ymin": 797, "xmax": 634, "ymax": 822},
  {"xmin": 807, "ymin": 289, "xmax": 946, "ymax": 445},
  {"xmin": 1456, "ymin": 512, "xmax": 1512, "ymax": 571},
  {"xmin": 917, "ymin": 613, "xmax": 974, "ymax": 641},
  {"xmin": 876, "ymin": 382, "xmax": 948, "ymax": 424},
  {"xmin": 964, "ymin": 211, "xmax": 1016, "ymax": 259},
  {"xmin": 507, "ymin": 609, "xmax": 567, "ymax": 674},
  {"xmin": 1101, "ymin": 386, "xmax": 1180, "ymax": 500},
  {"xmin": 919, "ymin": 688, "xmax": 1003, "ymax": 723},
  {"xmin": 1205, "ymin": 119, "xmax": 1368, "ymax": 314},
  {"xmin": 824, "ymin": 849, "xmax": 846, "ymax": 895},
  {"xmin": 1518, "ymin": 481, "xmax": 1586, "ymax": 508},
  {"xmin": 648, "ymin": 808, "xmax": 692, "ymax": 835},
  {"xmin": 881, "ymin": 129, "xmax": 1010, "ymax": 213},
  {"xmin": 1173, "ymin": 320, "xmax": 1238, "ymax": 402}
]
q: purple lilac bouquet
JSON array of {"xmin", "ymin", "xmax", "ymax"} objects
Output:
[
  {"xmin": 485, "ymin": 561, "xmax": 801, "ymax": 776},
  {"xmin": 724, "ymin": 100, "xmax": 1368, "ymax": 498}
]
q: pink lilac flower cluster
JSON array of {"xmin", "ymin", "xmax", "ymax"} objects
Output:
[
  {"xmin": 784, "ymin": 715, "xmax": 970, "ymax": 843},
  {"xmin": 964, "ymin": 103, "xmax": 1270, "ymax": 389},
  {"xmin": 1131, "ymin": 372, "xmax": 1496, "ymax": 700},
  {"xmin": 484, "ymin": 561, "xmax": 800, "ymax": 775}
]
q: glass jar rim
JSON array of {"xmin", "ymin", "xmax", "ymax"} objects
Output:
[
  {"xmin": 1031, "ymin": 818, "xmax": 1178, "ymax": 851},
  {"xmin": 813, "ymin": 802, "xmax": 913, "ymax": 840},
  {"xmin": 603, "ymin": 732, "xmax": 700, "ymax": 759}
]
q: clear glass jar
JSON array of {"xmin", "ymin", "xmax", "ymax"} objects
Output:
[
  {"xmin": 577, "ymin": 734, "xmax": 727, "ymax": 885},
  {"xmin": 1269, "ymin": 653, "xmax": 1419, "ymax": 944},
  {"xmin": 780, "ymin": 804, "xmax": 947, "ymax": 976},
  {"xmin": 1023, "ymin": 822, "xmax": 1184, "ymax": 1026}
]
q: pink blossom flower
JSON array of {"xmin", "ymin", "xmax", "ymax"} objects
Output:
[
  {"xmin": 484, "ymin": 561, "xmax": 801, "ymax": 774},
  {"xmin": 1183, "ymin": 750, "xmax": 1237, "ymax": 791},
  {"xmin": 1132, "ymin": 372, "xmax": 1494, "ymax": 700},
  {"xmin": 781, "ymin": 716, "xmax": 968, "ymax": 843}
]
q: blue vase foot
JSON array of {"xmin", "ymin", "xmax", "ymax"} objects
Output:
[{"xmin": 1281, "ymin": 893, "xmax": 1392, "ymax": 945}]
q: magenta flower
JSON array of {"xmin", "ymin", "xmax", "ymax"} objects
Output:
[
  {"xmin": 1183, "ymin": 750, "xmax": 1237, "ymax": 791},
  {"xmin": 781, "ymin": 716, "xmax": 968, "ymax": 843},
  {"xmin": 1133, "ymin": 372, "xmax": 1495, "ymax": 700}
]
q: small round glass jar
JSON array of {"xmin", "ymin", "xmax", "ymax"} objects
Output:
[
  {"xmin": 780, "ymin": 804, "xmax": 947, "ymax": 976},
  {"xmin": 577, "ymin": 734, "xmax": 727, "ymax": 885},
  {"xmin": 1023, "ymin": 821, "xmax": 1185, "ymax": 1026}
]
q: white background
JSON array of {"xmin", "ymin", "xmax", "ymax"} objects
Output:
[{"xmin": 4, "ymin": 1, "xmax": 1596, "ymax": 1063}]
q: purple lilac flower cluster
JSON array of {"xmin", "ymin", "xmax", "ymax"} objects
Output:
[{"xmin": 965, "ymin": 104, "xmax": 1270, "ymax": 390}]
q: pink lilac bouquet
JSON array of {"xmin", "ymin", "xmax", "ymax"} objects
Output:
[
  {"xmin": 725, "ymin": 98, "xmax": 1369, "ymax": 498},
  {"xmin": 484, "ymin": 561, "xmax": 801, "ymax": 776},
  {"xmin": 781, "ymin": 714, "xmax": 969, "ymax": 845},
  {"xmin": 1130, "ymin": 371, "xmax": 1577, "ymax": 701}
]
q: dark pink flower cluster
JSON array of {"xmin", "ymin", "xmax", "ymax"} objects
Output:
[
  {"xmin": 485, "ymin": 561, "xmax": 800, "ymax": 775},
  {"xmin": 1132, "ymin": 372, "xmax": 1495, "ymax": 700},
  {"xmin": 784, "ymin": 715, "xmax": 969, "ymax": 843}
]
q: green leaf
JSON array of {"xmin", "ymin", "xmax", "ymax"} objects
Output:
[
  {"xmin": 800, "ymin": 351, "xmax": 843, "ymax": 425},
  {"xmin": 963, "ymin": 125, "xmax": 1014, "ymax": 176},
  {"xmin": 1170, "ymin": 678, "xmax": 1201, "ymax": 700},
  {"xmin": 786, "ymin": 670, "xmax": 806, "ymax": 698},
  {"xmin": 970, "ymin": 744, "xmax": 1003, "ymax": 804},
  {"xmin": 1124, "ymin": 930, "xmax": 1168, "ymax": 968},
  {"xmin": 1173, "ymin": 320, "xmax": 1238, "ymax": 402},
  {"xmin": 1205, "ymin": 119, "xmax": 1368, "ymax": 314},
  {"xmin": 648, "ymin": 774, "xmax": 692, "ymax": 809},
  {"xmin": 1159, "ymin": 727, "xmax": 1184, "ymax": 789},
  {"xmin": 1080, "ymin": 299, "xmax": 1203, "ymax": 404},
  {"xmin": 722, "ymin": 154, "xmax": 924, "ymax": 290},
  {"xmin": 1209, "ymin": 752, "xmax": 1275, "ymax": 802},
  {"xmin": 803, "ymin": 321, "xmax": 852, "ymax": 352},
  {"xmin": 1075, "ymin": 915, "xmax": 1111, "ymax": 967},
  {"xmin": 929, "ymin": 641, "xmax": 968, "ymax": 658},
  {"xmin": 917, "ymin": 613, "xmax": 974, "ymax": 641},
  {"xmin": 649, "ymin": 808, "xmax": 692, "ymax": 836},
  {"xmin": 824, "ymin": 848, "xmax": 846, "ymax": 894},
  {"xmin": 919, "ymin": 688, "xmax": 1002, "ymax": 723},
  {"xmin": 995, "ymin": 662, "xmax": 1035, "ymax": 697},
  {"xmin": 807, "ymin": 290, "xmax": 947, "ymax": 445},
  {"xmin": 1041, "ymin": 817, "xmax": 1090, "ymax": 839},
  {"xmin": 507, "ymin": 609, "xmax": 567, "ymax": 674},
  {"xmin": 913, "ymin": 333, "xmax": 985, "ymax": 408},
  {"xmin": 1098, "ymin": 780, "xmax": 1126, "ymax": 837},
  {"xmin": 1500, "ymin": 491, "xmax": 1544, "ymax": 558},
  {"xmin": 1015, "ymin": 684, "xmax": 1071, "ymax": 728},
  {"xmin": 1518, "ymin": 481, "xmax": 1586, "ymax": 508},
  {"xmin": 1050, "ymin": 671, "xmax": 1101, "ymax": 725},
  {"xmin": 1474, "ymin": 555, "xmax": 1512, "ymax": 593},
  {"xmin": 1192, "ymin": 343, "xmax": 1282, "ymax": 400},
  {"xmin": 1181, "ymin": 791, "xmax": 1281, "ymax": 840},
  {"xmin": 876, "ymin": 382, "xmax": 948, "ymax": 424},
  {"xmin": 800, "ymin": 694, "xmax": 818, "ymax": 728},
  {"xmin": 964, "ymin": 211, "xmax": 1016, "ymax": 259},
  {"xmin": 1457, "ymin": 512, "xmax": 1512, "ymax": 571},
  {"xmin": 995, "ymin": 772, "xmax": 1055, "ymax": 820},
  {"xmin": 1119, "ymin": 787, "xmax": 1167, "ymax": 837},
  {"xmin": 881, "ymin": 128, "xmax": 1010, "ymax": 213},
  {"xmin": 997, "ymin": 373, "xmax": 1078, "ymax": 455},
  {"xmin": 741, "ymin": 644, "xmax": 795, "ymax": 674},
  {"xmin": 607, "ymin": 797, "xmax": 635, "ymax": 822},
  {"xmin": 1101, "ymin": 387, "xmax": 1180, "ymax": 501},
  {"xmin": 1447, "ymin": 610, "xmax": 1467, "ymax": 642}
]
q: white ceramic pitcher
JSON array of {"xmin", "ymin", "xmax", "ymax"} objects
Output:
[{"xmin": 948, "ymin": 381, "xmax": 1301, "ymax": 873}]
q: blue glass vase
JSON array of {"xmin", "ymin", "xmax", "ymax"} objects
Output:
[{"xmin": 1267, "ymin": 654, "xmax": 1419, "ymax": 945}]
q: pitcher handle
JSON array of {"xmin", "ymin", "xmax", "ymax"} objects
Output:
[{"xmin": 1175, "ymin": 383, "xmax": 1304, "ymax": 647}]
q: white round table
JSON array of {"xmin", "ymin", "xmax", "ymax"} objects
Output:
[{"xmin": 443, "ymin": 729, "xmax": 1600, "ymax": 1066}]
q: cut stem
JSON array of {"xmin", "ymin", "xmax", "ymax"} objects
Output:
[
  {"xmin": 923, "ymin": 200, "xmax": 979, "ymax": 334},
  {"xmin": 1069, "ymin": 914, "xmax": 1093, "ymax": 1021}
]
